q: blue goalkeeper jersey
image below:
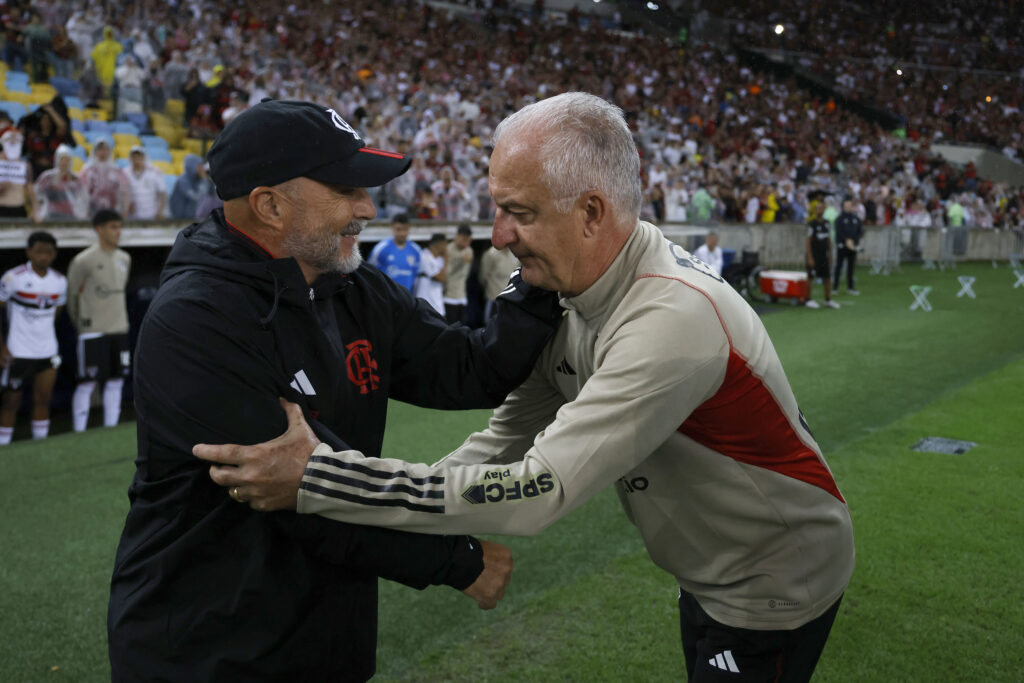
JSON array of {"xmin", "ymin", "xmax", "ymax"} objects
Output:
[{"xmin": 368, "ymin": 238, "xmax": 421, "ymax": 291}]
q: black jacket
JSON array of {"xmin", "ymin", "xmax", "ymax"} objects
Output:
[
  {"xmin": 108, "ymin": 210, "xmax": 561, "ymax": 681},
  {"xmin": 834, "ymin": 211, "xmax": 864, "ymax": 247}
]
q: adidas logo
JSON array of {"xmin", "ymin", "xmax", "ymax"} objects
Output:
[
  {"xmin": 708, "ymin": 650, "xmax": 740, "ymax": 673},
  {"xmin": 289, "ymin": 369, "xmax": 316, "ymax": 396},
  {"xmin": 555, "ymin": 358, "xmax": 576, "ymax": 376}
]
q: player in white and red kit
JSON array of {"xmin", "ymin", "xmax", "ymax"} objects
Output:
[{"xmin": 0, "ymin": 231, "xmax": 67, "ymax": 444}]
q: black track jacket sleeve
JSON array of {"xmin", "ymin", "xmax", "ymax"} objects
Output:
[{"xmin": 134, "ymin": 290, "xmax": 481, "ymax": 590}]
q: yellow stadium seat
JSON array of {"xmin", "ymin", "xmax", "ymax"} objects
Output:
[
  {"xmin": 71, "ymin": 130, "xmax": 87, "ymax": 146},
  {"xmin": 166, "ymin": 99, "xmax": 184, "ymax": 116},
  {"xmin": 182, "ymin": 138, "xmax": 206, "ymax": 155},
  {"xmin": 170, "ymin": 149, "xmax": 189, "ymax": 166},
  {"xmin": 115, "ymin": 145, "xmax": 135, "ymax": 159},
  {"xmin": 67, "ymin": 106, "xmax": 84, "ymax": 120},
  {"xmin": 2, "ymin": 91, "xmax": 31, "ymax": 105},
  {"xmin": 150, "ymin": 112, "xmax": 171, "ymax": 128},
  {"xmin": 72, "ymin": 157, "xmax": 84, "ymax": 173},
  {"xmin": 31, "ymin": 84, "xmax": 57, "ymax": 98},
  {"xmin": 25, "ymin": 92, "xmax": 52, "ymax": 106},
  {"xmin": 83, "ymin": 107, "xmax": 108, "ymax": 121},
  {"xmin": 113, "ymin": 133, "xmax": 142, "ymax": 148},
  {"xmin": 152, "ymin": 160, "xmax": 177, "ymax": 175}
]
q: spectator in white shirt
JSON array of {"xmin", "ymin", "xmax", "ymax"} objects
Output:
[
  {"xmin": 413, "ymin": 233, "xmax": 447, "ymax": 315},
  {"xmin": 126, "ymin": 146, "xmax": 166, "ymax": 220},
  {"xmin": 693, "ymin": 231, "xmax": 724, "ymax": 274}
]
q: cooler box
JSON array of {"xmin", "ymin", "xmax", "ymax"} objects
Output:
[{"xmin": 759, "ymin": 270, "xmax": 808, "ymax": 300}]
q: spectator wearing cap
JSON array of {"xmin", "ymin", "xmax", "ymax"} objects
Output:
[
  {"xmin": 125, "ymin": 146, "xmax": 166, "ymax": 220},
  {"xmin": 414, "ymin": 232, "xmax": 448, "ymax": 315},
  {"xmin": 33, "ymin": 145, "xmax": 86, "ymax": 221},
  {"xmin": 107, "ymin": 98, "xmax": 561, "ymax": 681},
  {"xmin": 79, "ymin": 137, "xmax": 130, "ymax": 216}
]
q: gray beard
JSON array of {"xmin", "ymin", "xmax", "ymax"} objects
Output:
[{"xmin": 285, "ymin": 219, "xmax": 366, "ymax": 275}]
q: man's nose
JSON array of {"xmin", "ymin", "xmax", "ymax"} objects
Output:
[
  {"xmin": 353, "ymin": 188, "xmax": 377, "ymax": 220},
  {"xmin": 491, "ymin": 212, "xmax": 516, "ymax": 250}
]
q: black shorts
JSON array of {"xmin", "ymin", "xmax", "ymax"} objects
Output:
[
  {"xmin": 808, "ymin": 253, "xmax": 830, "ymax": 280},
  {"xmin": 1, "ymin": 356, "xmax": 59, "ymax": 390},
  {"xmin": 679, "ymin": 588, "xmax": 842, "ymax": 683},
  {"xmin": 77, "ymin": 333, "xmax": 131, "ymax": 382}
]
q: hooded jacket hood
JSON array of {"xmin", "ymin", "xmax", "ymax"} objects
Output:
[{"xmin": 162, "ymin": 209, "xmax": 349, "ymax": 323}]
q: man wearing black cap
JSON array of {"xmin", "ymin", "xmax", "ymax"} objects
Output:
[{"xmin": 106, "ymin": 100, "xmax": 563, "ymax": 681}]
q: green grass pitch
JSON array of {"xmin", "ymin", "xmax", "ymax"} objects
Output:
[{"xmin": 1, "ymin": 262, "xmax": 1022, "ymax": 681}]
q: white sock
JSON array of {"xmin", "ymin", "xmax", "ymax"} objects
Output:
[
  {"xmin": 0, "ymin": 426, "xmax": 12, "ymax": 445},
  {"xmin": 103, "ymin": 378, "xmax": 124, "ymax": 427},
  {"xmin": 31, "ymin": 419, "xmax": 50, "ymax": 440},
  {"xmin": 73, "ymin": 381, "xmax": 96, "ymax": 432}
]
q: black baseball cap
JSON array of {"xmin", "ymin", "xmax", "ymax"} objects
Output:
[{"xmin": 208, "ymin": 99, "xmax": 412, "ymax": 200}]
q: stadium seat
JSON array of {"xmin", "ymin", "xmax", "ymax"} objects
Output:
[
  {"xmin": 111, "ymin": 121, "xmax": 140, "ymax": 135},
  {"xmin": 1, "ymin": 90, "xmax": 32, "ymax": 105},
  {"xmin": 70, "ymin": 118, "xmax": 85, "ymax": 132},
  {"xmin": 63, "ymin": 95, "xmax": 85, "ymax": 109},
  {"xmin": 115, "ymin": 145, "xmax": 136, "ymax": 160},
  {"xmin": 0, "ymin": 100, "xmax": 27, "ymax": 121},
  {"xmin": 84, "ymin": 131, "xmax": 110, "ymax": 145},
  {"xmin": 113, "ymin": 133, "xmax": 142, "ymax": 148},
  {"xmin": 71, "ymin": 130, "xmax": 88, "ymax": 146},
  {"xmin": 116, "ymin": 158, "xmax": 130, "ymax": 169},
  {"xmin": 69, "ymin": 145, "xmax": 87, "ymax": 160},
  {"xmin": 166, "ymin": 99, "xmax": 184, "ymax": 117},
  {"xmin": 140, "ymin": 134, "xmax": 169, "ymax": 149},
  {"xmin": 126, "ymin": 112, "xmax": 149, "ymax": 132},
  {"xmin": 152, "ymin": 160, "xmax": 177, "ymax": 175},
  {"xmin": 3, "ymin": 80, "xmax": 31, "ymax": 94},
  {"xmin": 165, "ymin": 174, "xmax": 177, "ymax": 197},
  {"xmin": 146, "ymin": 148, "xmax": 173, "ymax": 163},
  {"xmin": 169, "ymin": 148, "xmax": 189, "ymax": 166},
  {"xmin": 68, "ymin": 106, "xmax": 85, "ymax": 120},
  {"xmin": 72, "ymin": 157, "xmax": 85, "ymax": 173},
  {"xmin": 31, "ymin": 84, "xmax": 57, "ymax": 99},
  {"xmin": 85, "ymin": 119, "xmax": 112, "ymax": 132},
  {"xmin": 182, "ymin": 138, "xmax": 209, "ymax": 155},
  {"xmin": 24, "ymin": 92, "xmax": 53, "ymax": 106},
  {"xmin": 83, "ymin": 107, "xmax": 108, "ymax": 122},
  {"xmin": 49, "ymin": 77, "xmax": 81, "ymax": 98}
]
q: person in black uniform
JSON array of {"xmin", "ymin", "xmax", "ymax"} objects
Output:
[
  {"xmin": 833, "ymin": 200, "xmax": 863, "ymax": 295},
  {"xmin": 805, "ymin": 202, "xmax": 839, "ymax": 309},
  {"xmin": 106, "ymin": 100, "xmax": 563, "ymax": 682}
]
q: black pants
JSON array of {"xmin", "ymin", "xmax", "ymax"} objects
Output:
[
  {"xmin": 833, "ymin": 247, "xmax": 857, "ymax": 290},
  {"xmin": 679, "ymin": 589, "xmax": 842, "ymax": 682}
]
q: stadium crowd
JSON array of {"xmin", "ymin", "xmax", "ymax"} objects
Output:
[
  {"xmin": 1, "ymin": 0, "xmax": 1023, "ymax": 232},
  {"xmin": 728, "ymin": 0, "xmax": 1024, "ymax": 159}
]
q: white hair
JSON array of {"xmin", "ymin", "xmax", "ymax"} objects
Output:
[{"xmin": 493, "ymin": 92, "xmax": 642, "ymax": 218}]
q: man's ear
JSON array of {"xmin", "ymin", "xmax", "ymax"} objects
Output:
[
  {"xmin": 248, "ymin": 187, "xmax": 286, "ymax": 229},
  {"xmin": 581, "ymin": 191, "xmax": 609, "ymax": 238}
]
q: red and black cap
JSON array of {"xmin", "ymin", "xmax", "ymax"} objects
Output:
[{"xmin": 208, "ymin": 99, "xmax": 412, "ymax": 200}]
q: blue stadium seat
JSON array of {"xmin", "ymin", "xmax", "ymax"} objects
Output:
[
  {"xmin": 0, "ymin": 101, "xmax": 27, "ymax": 121},
  {"xmin": 85, "ymin": 119, "xmax": 112, "ymax": 133},
  {"xmin": 3, "ymin": 81, "xmax": 31, "ymax": 94},
  {"xmin": 69, "ymin": 146, "xmax": 87, "ymax": 160},
  {"xmin": 116, "ymin": 159, "xmax": 131, "ymax": 169},
  {"xmin": 71, "ymin": 118, "xmax": 85, "ymax": 132},
  {"xmin": 5, "ymin": 71, "xmax": 29, "ymax": 85},
  {"xmin": 140, "ymin": 135, "xmax": 169, "ymax": 151},
  {"xmin": 165, "ymin": 174, "xmax": 178, "ymax": 197},
  {"xmin": 111, "ymin": 121, "xmax": 140, "ymax": 135},
  {"xmin": 63, "ymin": 95, "xmax": 85, "ymax": 110},
  {"xmin": 146, "ymin": 148, "xmax": 173, "ymax": 163},
  {"xmin": 49, "ymin": 77, "xmax": 82, "ymax": 97},
  {"xmin": 84, "ymin": 130, "xmax": 111, "ymax": 145},
  {"xmin": 125, "ymin": 112, "xmax": 148, "ymax": 130}
]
